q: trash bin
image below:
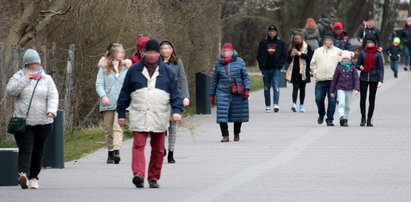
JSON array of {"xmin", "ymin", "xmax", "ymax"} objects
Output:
[
  {"xmin": 279, "ymin": 71, "xmax": 287, "ymax": 88},
  {"xmin": 195, "ymin": 72, "xmax": 211, "ymax": 114},
  {"xmin": 43, "ymin": 109, "xmax": 64, "ymax": 168},
  {"xmin": 0, "ymin": 148, "xmax": 18, "ymax": 186}
]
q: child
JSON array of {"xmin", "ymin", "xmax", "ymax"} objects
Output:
[
  {"xmin": 386, "ymin": 37, "xmax": 402, "ymax": 78},
  {"xmin": 330, "ymin": 50, "xmax": 359, "ymax": 127}
]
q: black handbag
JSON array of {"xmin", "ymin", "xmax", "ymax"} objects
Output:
[{"xmin": 7, "ymin": 79, "xmax": 40, "ymax": 134}]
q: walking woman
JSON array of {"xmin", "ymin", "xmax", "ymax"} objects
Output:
[
  {"xmin": 96, "ymin": 43, "xmax": 132, "ymax": 164},
  {"xmin": 210, "ymin": 43, "xmax": 250, "ymax": 142},
  {"xmin": 356, "ymin": 35, "xmax": 384, "ymax": 127},
  {"xmin": 159, "ymin": 40, "xmax": 190, "ymax": 163},
  {"xmin": 286, "ymin": 32, "xmax": 313, "ymax": 113},
  {"xmin": 302, "ymin": 18, "xmax": 321, "ymax": 50},
  {"xmin": 6, "ymin": 49, "xmax": 59, "ymax": 189}
]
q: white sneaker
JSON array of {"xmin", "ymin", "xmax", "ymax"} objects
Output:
[
  {"xmin": 273, "ymin": 105, "xmax": 280, "ymax": 113},
  {"xmin": 18, "ymin": 173, "xmax": 28, "ymax": 189},
  {"xmin": 28, "ymin": 179, "xmax": 39, "ymax": 189},
  {"xmin": 265, "ymin": 106, "xmax": 271, "ymax": 113}
]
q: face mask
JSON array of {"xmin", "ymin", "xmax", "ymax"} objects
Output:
[{"xmin": 31, "ymin": 67, "xmax": 44, "ymax": 79}]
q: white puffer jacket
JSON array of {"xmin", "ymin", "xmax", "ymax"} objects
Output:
[{"xmin": 6, "ymin": 70, "xmax": 59, "ymax": 126}]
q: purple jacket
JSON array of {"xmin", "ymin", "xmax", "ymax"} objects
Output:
[{"xmin": 330, "ymin": 64, "xmax": 360, "ymax": 93}]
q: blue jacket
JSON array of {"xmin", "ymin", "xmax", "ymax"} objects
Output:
[
  {"xmin": 386, "ymin": 44, "xmax": 402, "ymax": 61},
  {"xmin": 96, "ymin": 66, "xmax": 129, "ymax": 112},
  {"xmin": 117, "ymin": 59, "xmax": 184, "ymax": 132},
  {"xmin": 356, "ymin": 50, "xmax": 384, "ymax": 83},
  {"xmin": 211, "ymin": 51, "xmax": 250, "ymax": 123}
]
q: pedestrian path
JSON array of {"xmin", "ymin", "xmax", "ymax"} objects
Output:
[{"xmin": 1, "ymin": 66, "xmax": 411, "ymax": 202}]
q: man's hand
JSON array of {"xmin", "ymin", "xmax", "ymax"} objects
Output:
[
  {"xmin": 378, "ymin": 82, "xmax": 383, "ymax": 88},
  {"xmin": 171, "ymin": 114, "xmax": 182, "ymax": 122},
  {"xmin": 47, "ymin": 113, "xmax": 56, "ymax": 118},
  {"xmin": 354, "ymin": 90, "xmax": 359, "ymax": 95},
  {"xmin": 183, "ymin": 98, "xmax": 190, "ymax": 107},
  {"xmin": 330, "ymin": 93, "xmax": 335, "ymax": 97},
  {"xmin": 102, "ymin": 97, "xmax": 110, "ymax": 106},
  {"xmin": 118, "ymin": 118, "xmax": 126, "ymax": 127}
]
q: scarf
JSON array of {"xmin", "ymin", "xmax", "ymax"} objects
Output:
[
  {"xmin": 222, "ymin": 56, "xmax": 232, "ymax": 64},
  {"xmin": 31, "ymin": 67, "xmax": 44, "ymax": 80},
  {"xmin": 144, "ymin": 58, "xmax": 158, "ymax": 77},
  {"xmin": 363, "ymin": 46, "xmax": 379, "ymax": 72},
  {"xmin": 340, "ymin": 61, "xmax": 352, "ymax": 72}
]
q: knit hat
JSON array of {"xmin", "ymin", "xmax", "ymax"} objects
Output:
[
  {"xmin": 23, "ymin": 49, "xmax": 41, "ymax": 66},
  {"xmin": 221, "ymin": 43, "xmax": 234, "ymax": 50},
  {"xmin": 333, "ymin": 22, "xmax": 343, "ymax": 30},
  {"xmin": 393, "ymin": 37, "xmax": 401, "ymax": 44},
  {"xmin": 339, "ymin": 50, "xmax": 354, "ymax": 60},
  {"xmin": 144, "ymin": 39, "xmax": 160, "ymax": 53},
  {"xmin": 136, "ymin": 36, "xmax": 150, "ymax": 50},
  {"xmin": 366, "ymin": 34, "xmax": 377, "ymax": 44},
  {"xmin": 323, "ymin": 33, "xmax": 335, "ymax": 41},
  {"xmin": 268, "ymin": 25, "xmax": 278, "ymax": 32}
]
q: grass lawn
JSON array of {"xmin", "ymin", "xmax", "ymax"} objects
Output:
[
  {"xmin": 247, "ymin": 66, "xmax": 260, "ymax": 72},
  {"xmin": 250, "ymin": 75, "xmax": 264, "ymax": 92}
]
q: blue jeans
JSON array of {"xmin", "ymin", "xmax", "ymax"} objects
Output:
[
  {"xmin": 391, "ymin": 60, "xmax": 399, "ymax": 74},
  {"xmin": 405, "ymin": 46, "xmax": 410, "ymax": 66},
  {"xmin": 337, "ymin": 90, "xmax": 353, "ymax": 119},
  {"xmin": 262, "ymin": 68, "xmax": 280, "ymax": 107},
  {"xmin": 315, "ymin": 81, "xmax": 336, "ymax": 123}
]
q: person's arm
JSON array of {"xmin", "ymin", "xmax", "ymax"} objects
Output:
[
  {"xmin": 177, "ymin": 60, "xmax": 190, "ymax": 99},
  {"xmin": 356, "ymin": 52, "xmax": 364, "ymax": 70},
  {"xmin": 279, "ymin": 41, "xmax": 288, "ymax": 68},
  {"xmin": 287, "ymin": 51, "xmax": 293, "ymax": 63},
  {"xmin": 6, "ymin": 71, "xmax": 31, "ymax": 97},
  {"xmin": 310, "ymin": 50, "xmax": 318, "ymax": 74},
  {"xmin": 169, "ymin": 69, "xmax": 184, "ymax": 116},
  {"xmin": 95, "ymin": 68, "xmax": 107, "ymax": 99},
  {"xmin": 377, "ymin": 53, "xmax": 384, "ymax": 83},
  {"xmin": 46, "ymin": 76, "xmax": 59, "ymax": 117},
  {"xmin": 240, "ymin": 60, "xmax": 251, "ymax": 90},
  {"xmin": 116, "ymin": 68, "xmax": 133, "ymax": 119},
  {"xmin": 353, "ymin": 66, "xmax": 360, "ymax": 91},
  {"xmin": 345, "ymin": 36, "xmax": 354, "ymax": 51},
  {"xmin": 210, "ymin": 64, "xmax": 219, "ymax": 96},
  {"xmin": 357, "ymin": 26, "xmax": 364, "ymax": 41},
  {"xmin": 330, "ymin": 67, "xmax": 340, "ymax": 94},
  {"xmin": 375, "ymin": 28, "xmax": 381, "ymax": 46},
  {"xmin": 257, "ymin": 40, "xmax": 264, "ymax": 71}
]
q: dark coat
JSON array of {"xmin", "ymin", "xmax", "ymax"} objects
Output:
[
  {"xmin": 257, "ymin": 36, "xmax": 287, "ymax": 70},
  {"xmin": 356, "ymin": 50, "xmax": 384, "ymax": 83},
  {"xmin": 386, "ymin": 45, "xmax": 402, "ymax": 61},
  {"xmin": 357, "ymin": 26, "xmax": 380, "ymax": 45},
  {"xmin": 330, "ymin": 63, "xmax": 360, "ymax": 93},
  {"xmin": 333, "ymin": 31, "xmax": 353, "ymax": 51},
  {"xmin": 211, "ymin": 51, "xmax": 250, "ymax": 123},
  {"xmin": 286, "ymin": 44, "xmax": 313, "ymax": 83},
  {"xmin": 401, "ymin": 25, "xmax": 411, "ymax": 48}
]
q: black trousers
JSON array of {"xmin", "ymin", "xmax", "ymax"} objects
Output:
[
  {"xmin": 14, "ymin": 124, "xmax": 52, "ymax": 180},
  {"xmin": 360, "ymin": 81, "xmax": 378, "ymax": 119},
  {"xmin": 219, "ymin": 122, "xmax": 242, "ymax": 137},
  {"xmin": 292, "ymin": 83, "xmax": 306, "ymax": 105}
]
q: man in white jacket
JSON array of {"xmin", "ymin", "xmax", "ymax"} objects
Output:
[{"xmin": 310, "ymin": 34, "xmax": 341, "ymax": 126}]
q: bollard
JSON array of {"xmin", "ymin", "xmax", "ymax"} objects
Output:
[
  {"xmin": 279, "ymin": 71, "xmax": 287, "ymax": 88},
  {"xmin": 43, "ymin": 109, "xmax": 65, "ymax": 168},
  {"xmin": 195, "ymin": 72, "xmax": 211, "ymax": 114},
  {"xmin": 0, "ymin": 148, "xmax": 18, "ymax": 186}
]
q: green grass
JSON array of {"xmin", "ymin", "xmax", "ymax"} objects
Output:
[
  {"xmin": 182, "ymin": 105, "xmax": 196, "ymax": 117},
  {"xmin": 247, "ymin": 66, "xmax": 260, "ymax": 72},
  {"xmin": 250, "ymin": 75, "xmax": 264, "ymax": 92}
]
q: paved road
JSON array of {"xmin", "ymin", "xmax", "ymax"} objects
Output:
[{"xmin": 1, "ymin": 66, "xmax": 411, "ymax": 202}]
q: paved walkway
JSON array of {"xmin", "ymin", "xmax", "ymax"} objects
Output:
[{"xmin": 1, "ymin": 66, "xmax": 411, "ymax": 202}]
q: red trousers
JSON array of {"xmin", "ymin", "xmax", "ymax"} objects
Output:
[{"xmin": 132, "ymin": 131, "xmax": 165, "ymax": 181}]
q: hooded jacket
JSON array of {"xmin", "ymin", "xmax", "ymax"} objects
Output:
[{"xmin": 257, "ymin": 26, "xmax": 287, "ymax": 70}]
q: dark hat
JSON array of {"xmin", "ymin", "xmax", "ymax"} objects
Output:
[
  {"xmin": 323, "ymin": 33, "xmax": 335, "ymax": 41},
  {"xmin": 365, "ymin": 34, "xmax": 377, "ymax": 44},
  {"xmin": 144, "ymin": 39, "xmax": 160, "ymax": 53},
  {"xmin": 268, "ymin": 25, "xmax": 278, "ymax": 32}
]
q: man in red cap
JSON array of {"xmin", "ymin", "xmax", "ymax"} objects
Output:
[
  {"xmin": 129, "ymin": 36, "xmax": 150, "ymax": 64},
  {"xmin": 333, "ymin": 22, "xmax": 353, "ymax": 51}
]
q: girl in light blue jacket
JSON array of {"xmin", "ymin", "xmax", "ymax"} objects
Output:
[{"xmin": 96, "ymin": 43, "xmax": 131, "ymax": 164}]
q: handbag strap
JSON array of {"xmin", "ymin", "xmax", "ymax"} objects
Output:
[
  {"xmin": 223, "ymin": 64, "xmax": 231, "ymax": 83},
  {"xmin": 25, "ymin": 79, "xmax": 41, "ymax": 118}
]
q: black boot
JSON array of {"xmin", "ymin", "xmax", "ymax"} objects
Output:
[
  {"xmin": 317, "ymin": 116, "xmax": 324, "ymax": 124},
  {"xmin": 360, "ymin": 117, "xmax": 366, "ymax": 127},
  {"xmin": 339, "ymin": 117, "xmax": 345, "ymax": 127},
  {"xmin": 168, "ymin": 150, "xmax": 176, "ymax": 164},
  {"xmin": 107, "ymin": 151, "xmax": 114, "ymax": 164},
  {"xmin": 113, "ymin": 150, "xmax": 121, "ymax": 164},
  {"xmin": 367, "ymin": 118, "xmax": 373, "ymax": 127},
  {"xmin": 343, "ymin": 119, "xmax": 349, "ymax": 127}
]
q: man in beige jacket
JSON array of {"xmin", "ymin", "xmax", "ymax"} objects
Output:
[{"xmin": 310, "ymin": 33, "xmax": 341, "ymax": 126}]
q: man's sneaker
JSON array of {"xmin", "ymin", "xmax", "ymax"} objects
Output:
[
  {"xmin": 273, "ymin": 105, "xmax": 280, "ymax": 113},
  {"xmin": 149, "ymin": 180, "xmax": 160, "ymax": 188},
  {"xmin": 404, "ymin": 66, "xmax": 409, "ymax": 71},
  {"xmin": 326, "ymin": 122, "xmax": 334, "ymax": 126},
  {"xmin": 132, "ymin": 174, "xmax": 144, "ymax": 188},
  {"xmin": 28, "ymin": 179, "xmax": 39, "ymax": 189},
  {"xmin": 18, "ymin": 173, "xmax": 28, "ymax": 189},
  {"xmin": 299, "ymin": 105, "xmax": 305, "ymax": 113},
  {"xmin": 265, "ymin": 106, "xmax": 271, "ymax": 113},
  {"xmin": 291, "ymin": 103, "xmax": 297, "ymax": 112}
]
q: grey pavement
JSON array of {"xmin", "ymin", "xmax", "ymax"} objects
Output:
[{"xmin": 1, "ymin": 65, "xmax": 411, "ymax": 202}]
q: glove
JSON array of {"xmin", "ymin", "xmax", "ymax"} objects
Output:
[
  {"xmin": 210, "ymin": 95, "xmax": 216, "ymax": 105},
  {"xmin": 243, "ymin": 89, "xmax": 250, "ymax": 100}
]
